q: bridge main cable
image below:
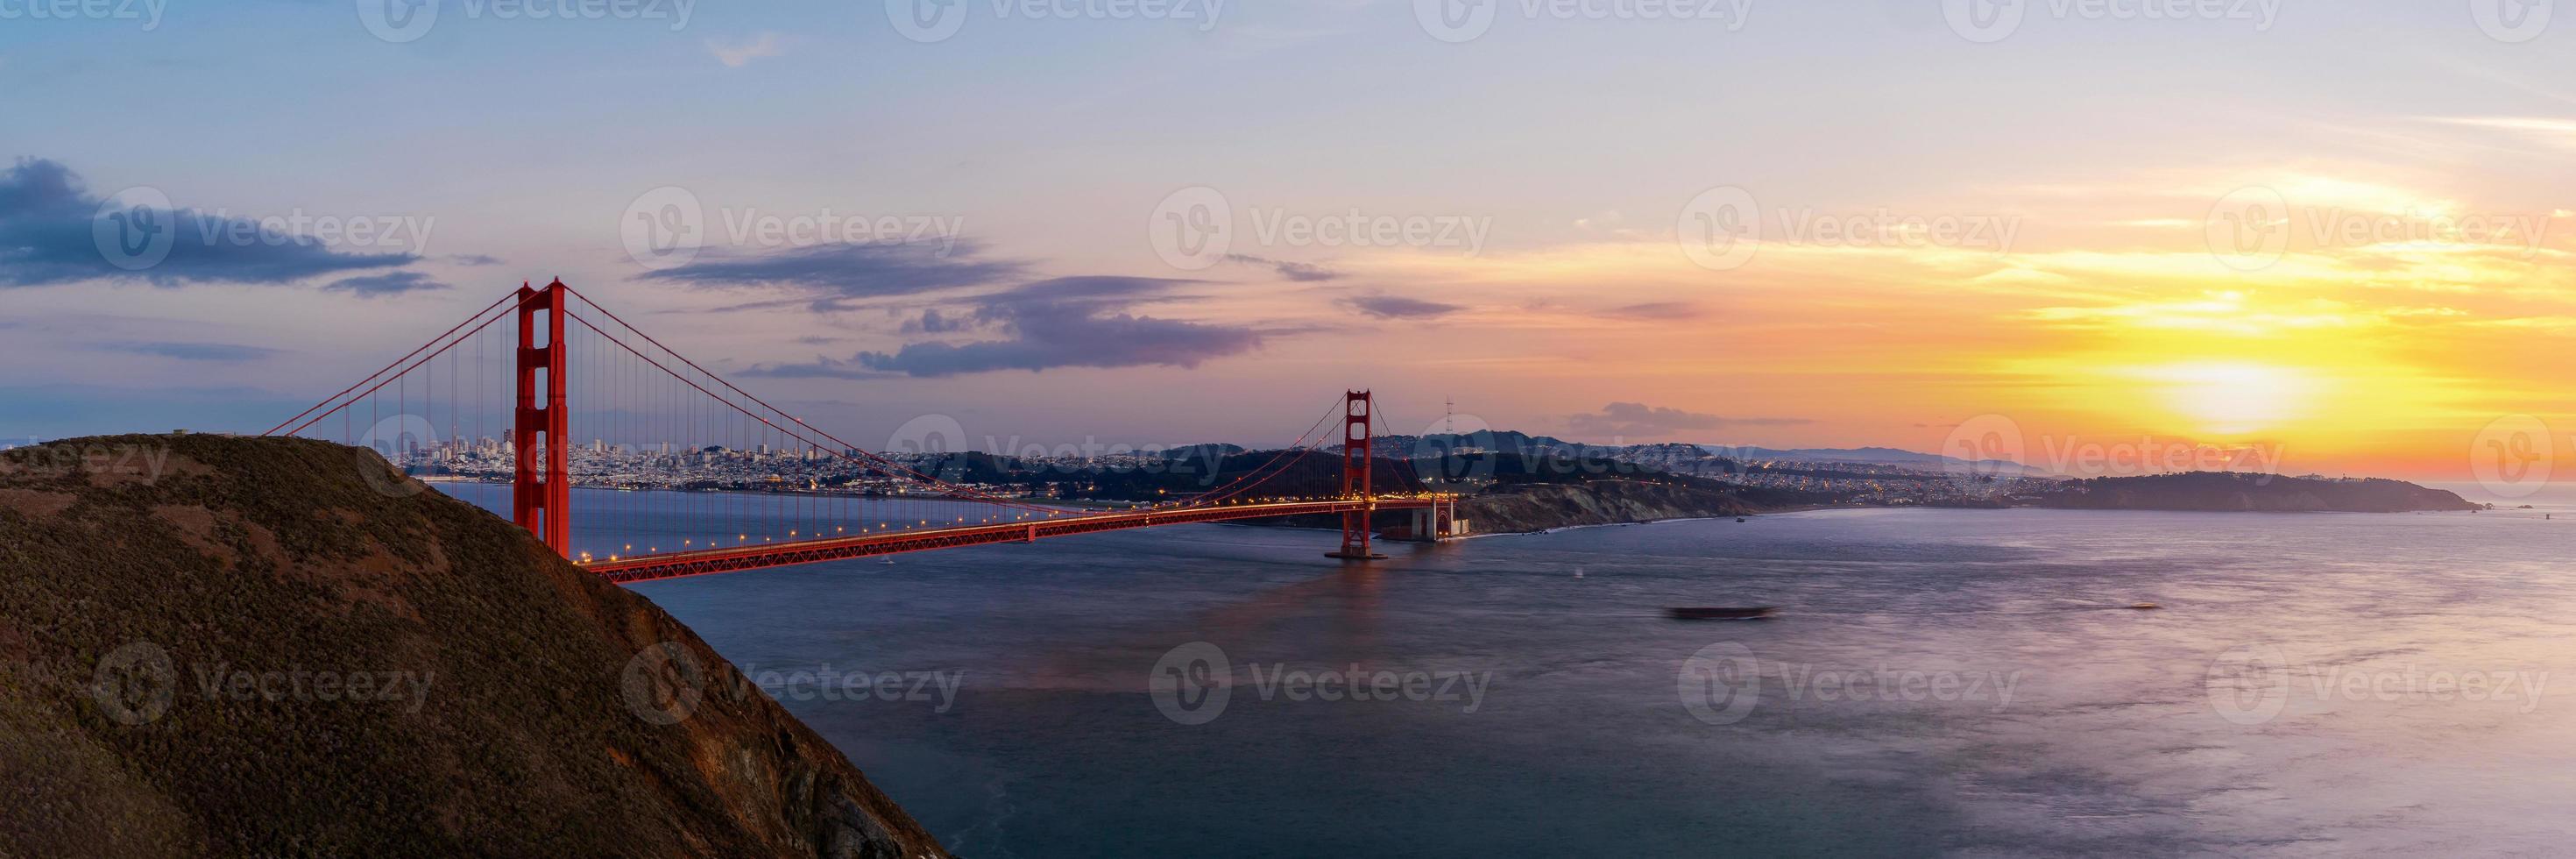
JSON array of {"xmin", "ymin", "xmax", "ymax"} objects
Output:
[{"xmin": 261, "ymin": 291, "xmax": 520, "ymax": 437}]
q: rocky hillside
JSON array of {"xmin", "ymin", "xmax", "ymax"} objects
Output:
[
  {"xmin": 1459, "ymin": 479, "xmax": 1762, "ymax": 532},
  {"xmin": 0, "ymin": 435, "xmax": 947, "ymax": 858}
]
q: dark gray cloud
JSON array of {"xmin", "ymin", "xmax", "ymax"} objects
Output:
[
  {"xmin": 101, "ymin": 340, "xmax": 281, "ymax": 361},
  {"xmin": 899, "ymin": 308, "xmax": 975, "ymax": 334},
  {"xmin": 1345, "ymin": 294, "xmax": 1464, "ymax": 319},
  {"xmin": 747, "ymin": 275, "xmax": 1262, "ymax": 379},
  {"xmin": 1225, "ymin": 253, "xmax": 1344, "ymax": 282},
  {"xmin": 322, "ymin": 271, "xmax": 450, "ymax": 297},
  {"xmin": 1567, "ymin": 401, "xmax": 1811, "ymax": 437},
  {"xmin": 642, "ymin": 241, "xmax": 1025, "ymax": 310},
  {"xmin": 0, "ymin": 158, "xmax": 417, "ymax": 288},
  {"xmin": 450, "ymin": 254, "xmax": 505, "ymax": 266}
]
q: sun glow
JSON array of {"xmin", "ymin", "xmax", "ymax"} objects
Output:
[{"xmin": 2128, "ymin": 362, "xmax": 2319, "ymax": 436}]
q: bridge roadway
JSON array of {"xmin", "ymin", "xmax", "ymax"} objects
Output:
[{"xmin": 580, "ymin": 497, "xmax": 1445, "ymax": 584}]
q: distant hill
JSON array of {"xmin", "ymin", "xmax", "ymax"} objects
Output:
[
  {"xmin": 2044, "ymin": 472, "xmax": 2480, "ymax": 513},
  {"xmin": 1699, "ymin": 444, "xmax": 1938, "ymax": 464},
  {"xmin": 1362, "ymin": 431, "xmax": 2048, "ymax": 477},
  {"xmin": 0, "ymin": 435, "xmax": 947, "ymax": 858},
  {"xmin": 1692, "ymin": 444, "xmax": 2054, "ymax": 477},
  {"xmin": 1370, "ymin": 430, "xmax": 1589, "ymax": 457}
]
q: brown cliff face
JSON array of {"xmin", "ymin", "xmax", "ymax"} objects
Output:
[{"xmin": 0, "ymin": 435, "xmax": 946, "ymax": 859}]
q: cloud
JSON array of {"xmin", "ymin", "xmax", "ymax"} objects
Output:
[
  {"xmin": 748, "ymin": 275, "xmax": 1263, "ymax": 378},
  {"xmin": 899, "ymin": 308, "xmax": 976, "ymax": 334},
  {"xmin": 1566, "ymin": 401, "xmax": 1811, "ymax": 438},
  {"xmin": 2421, "ymin": 116, "xmax": 2576, "ymax": 146},
  {"xmin": 322, "ymin": 271, "xmax": 450, "ymax": 298},
  {"xmin": 99, "ymin": 340, "xmax": 280, "ymax": 361},
  {"xmin": 450, "ymin": 254, "xmax": 504, "ymax": 266},
  {"xmin": 1597, "ymin": 302, "xmax": 1702, "ymax": 320},
  {"xmin": 643, "ymin": 241, "xmax": 1025, "ymax": 310},
  {"xmin": 0, "ymin": 158, "xmax": 417, "ymax": 288},
  {"xmin": 1344, "ymin": 294, "xmax": 1463, "ymax": 319},
  {"xmin": 707, "ymin": 32, "xmax": 786, "ymax": 67},
  {"xmin": 1225, "ymin": 253, "xmax": 1344, "ymax": 282}
]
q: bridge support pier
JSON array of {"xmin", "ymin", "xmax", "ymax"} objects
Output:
[
  {"xmin": 1326, "ymin": 390, "xmax": 1387, "ymax": 560},
  {"xmin": 513, "ymin": 280, "xmax": 570, "ymax": 557}
]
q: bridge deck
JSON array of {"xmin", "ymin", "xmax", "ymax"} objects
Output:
[{"xmin": 580, "ymin": 498, "xmax": 1441, "ymax": 584}]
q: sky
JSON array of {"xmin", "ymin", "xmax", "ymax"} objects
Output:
[{"xmin": 2, "ymin": 0, "xmax": 2572, "ymax": 483}]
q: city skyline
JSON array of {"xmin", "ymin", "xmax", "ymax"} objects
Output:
[{"xmin": 4, "ymin": 2, "xmax": 2573, "ymax": 481}]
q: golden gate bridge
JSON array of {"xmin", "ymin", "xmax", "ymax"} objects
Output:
[{"xmin": 264, "ymin": 280, "xmax": 1456, "ymax": 584}]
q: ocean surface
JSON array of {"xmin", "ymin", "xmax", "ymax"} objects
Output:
[{"xmin": 449, "ymin": 485, "xmax": 2576, "ymax": 857}]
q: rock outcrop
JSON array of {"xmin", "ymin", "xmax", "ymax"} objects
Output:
[{"xmin": 0, "ymin": 435, "xmax": 947, "ymax": 858}]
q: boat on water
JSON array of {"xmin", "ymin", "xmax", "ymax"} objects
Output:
[{"xmin": 1667, "ymin": 607, "xmax": 1778, "ymax": 621}]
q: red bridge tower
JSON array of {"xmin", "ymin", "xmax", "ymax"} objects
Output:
[
  {"xmin": 1326, "ymin": 389, "xmax": 1386, "ymax": 559},
  {"xmin": 513, "ymin": 280, "xmax": 570, "ymax": 556}
]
